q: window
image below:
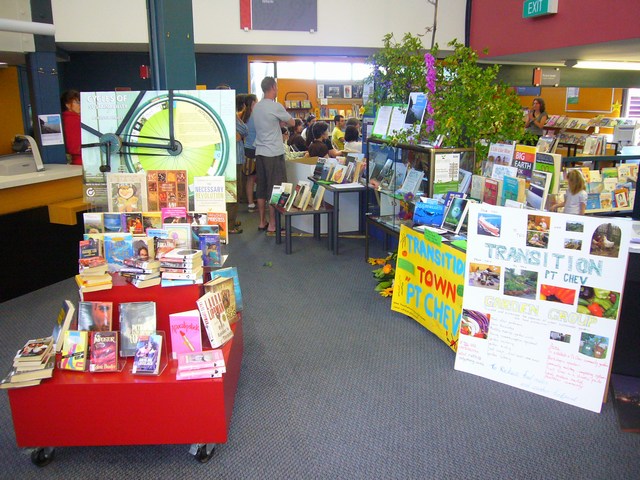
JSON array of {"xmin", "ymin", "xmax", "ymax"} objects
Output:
[
  {"xmin": 315, "ymin": 62, "xmax": 352, "ymax": 81},
  {"xmin": 625, "ymin": 88, "xmax": 640, "ymax": 119},
  {"xmin": 276, "ymin": 62, "xmax": 315, "ymax": 79}
]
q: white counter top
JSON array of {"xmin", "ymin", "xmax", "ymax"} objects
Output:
[{"xmin": 0, "ymin": 164, "xmax": 83, "ymax": 190}]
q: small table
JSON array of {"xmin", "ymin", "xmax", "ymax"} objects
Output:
[
  {"xmin": 274, "ymin": 203, "xmax": 334, "ymax": 254},
  {"xmin": 308, "ymin": 179, "xmax": 366, "ymax": 255}
]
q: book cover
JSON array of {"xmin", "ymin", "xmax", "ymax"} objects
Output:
[
  {"xmin": 147, "ymin": 169, "xmax": 189, "ymax": 210},
  {"xmin": 83, "ymin": 212, "xmax": 104, "ymax": 234},
  {"xmin": 589, "ymin": 170, "xmax": 603, "ymax": 183},
  {"xmin": 213, "ymin": 266, "xmax": 243, "ymax": 311},
  {"xmin": 533, "ymin": 153, "xmax": 562, "ymax": 194},
  {"xmin": 603, "ymin": 178, "xmax": 618, "ymax": 192},
  {"xmin": 469, "ymin": 175, "xmax": 485, "ymax": 201},
  {"xmin": 501, "ymin": 176, "xmax": 522, "ymax": 205},
  {"xmin": 441, "ymin": 197, "xmax": 469, "ymax": 234},
  {"xmin": 177, "ymin": 349, "xmax": 225, "ymax": 371},
  {"xmin": 614, "ymin": 187, "xmax": 630, "ymax": 208},
  {"xmin": 105, "ymin": 172, "xmax": 148, "ymax": 213},
  {"xmin": 169, "ymin": 310, "xmax": 203, "ymax": 359},
  {"xmin": 482, "ymin": 177, "xmax": 501, "ymax": 206},
  {"xmin": 132, "ymin": 333, "xmax": 163, "ymax": 374},
  {"xmin": 526, "ymin": 170, "xmax": 552, "ymax": 210},
  {"xmin": 77, "ymin": 301, "xmax": 113, "ymax": 332},
  {"xmin": 600, "ymin": 192, "xmax": 613, "ymax": 210},
  {"xmin": 154, "ymin": 237, "xmax": 177, "ymax": 260},
  {"xmin": 89, "ymin": 331, "xmax": 118, "ymax": 372},
  {"xmin": 161, "ymin": 206, "xmax": 189, "ymax": 224},
  {"xmin": 269, "ymin": 184, "xmax": 284, "ymax": 205},
  {"xmin": 535, "ymin": 135, "xmax": 557, "ymax": 153},
  {"xmin": 312, "ymin": 157, "xmax": 326, "ymax": 179},
  {"xmin": 103, "ymin": 232, "xmax": 134, "ymax": 271},
  {"xmin": 587, "ymin": 181, "xmax": 604, "ymax": 194},
  {"xmin": 196, "ymin": 291, "xmax": 234, "ymax": 349},
  {"xmin": 61, "ymin": 330, "xmax": 89, "ymax": 371},
  {"xmin": 15, "ymin": 337, "xmax": 54, "ymax": 364},
  {"xmin": 191, "ymin": 224, "xmax": 220, "ymax": 249},
  {"xmin": 142, "ymin": 211, "xmax": 163, "ymax": 231},
  {"xmin": 204, "ymin": 276, "xmax": 237, "ymax": 324},
  {"xmin": 200, "ymin": 233, "xmax": 222, "ymax": 267},
  {"xmin": 121, "ymin": 212, "xmax": 144, "ymax": 234},
  {"xmin": 490, "ymin": 164, "xmax": 518, "ymax": 182},
  {"xmin": 331, "ymin": 164, "xmax": 348, "ymax": 184},
  {"xmin": 207, "ymin": 211, "xmax": 229, "ymax": 245},
  {"xmin": 132, "ymin": 236, "xmax": 155, "ymax": 260},
  {"xmin": 513, "ymin": 144, "xmax": 536, "ymax": 181},
  {"xmin": 52, "ymin": 300, "xmax": 75, "ymax": 353},
  {"xmin": 78, "ymin": 238, "xmax": 105, "ymax": 270},
  {"xmin": 277, "ymin": 192, "xmax": 290, "ymax": 208},
  {"xmin": 176, "ymin": 366, "xmax": 224, "ymax": 380},
  {"xmin": 601, "ymin": 167, "xmax": 619, "ymax": 179},
  {"xmin": 412, "ymin": 199, "xmax": 444, "ymax": 227},
  {"xmin": 119, "ymin": 302, "xmax": 157, "ymax": 357},
  {"xmin": 487, "ymin": 141, "xmax": 516, "ymax": 167},
  {"xmin": 399, "ymin": 168, "xmax": 425, "ymax": 195},
  {"xmin": 312, "ymin": 185, "xmax": 326, "ymax": 210},
  {"xmin": 193, "ymin": 175, "xmax": 227, "ymax": 212},
  {"xmin": 163, "ymin": 223, "xmax": 191, "ymax": 248},
  {"xmin": 586, "ymin": 193, "xmax": 602, "ymax": 210},
  {"xmin": 103, "ymin": 213, "xmax": 123, "ymax": 233}
]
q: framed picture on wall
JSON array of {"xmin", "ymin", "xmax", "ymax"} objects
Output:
[
  {"xmin": 344, "ymin": 85, "xmax": 352, "ymax": 99},
  {"xmin": 326, "ymin": 85, "xmax": 342, "ymax": 98},
  {"xmin": 352, "ymin": 84, "xmax": 364, "ymax": 99},
  {"xmin": 317, "ymin": 84, "xmax": 325, "ymax": 99}
]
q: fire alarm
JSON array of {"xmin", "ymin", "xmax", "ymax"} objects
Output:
[{"xmin": 140, "ymin": 65, "xmax": 150, "ymax": 80}]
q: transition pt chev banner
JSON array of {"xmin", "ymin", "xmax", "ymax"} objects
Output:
[{"xmin": 392, "ymin": 225, "xmax": 466, "ymax": 351}]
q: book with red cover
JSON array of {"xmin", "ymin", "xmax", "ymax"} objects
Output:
[
  {"xmin": 482, "ymin": 177, "xmax": 501, "ymax": 206},
  {"xmin": 169, "ymin": 310, "xmax": 203, "ymax": 359},
  {"xmin": 89, "ymin": 331, "xmax": 118, "ymax": 372}
]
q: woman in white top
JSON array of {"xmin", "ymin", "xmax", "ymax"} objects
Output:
[{"xmin": 342, "ymin": 125, "xmax": 362, "ymax": 153}]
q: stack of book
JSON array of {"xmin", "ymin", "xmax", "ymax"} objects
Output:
[
  {"xmin": 120, "ymin": 256, "xmax": 162, "ymax": 288},
  {"xmin": 76, "ymin": 238, "xmax": 112, "ymax": 293},
  {"xmin": 1, "ymin": 336, "xmax": 56, "ymax": 389},
  {"xmin": 176, "ymin": 350, "xmax": 226, "ymax": 380},
  {"xmin": 159, "ymin": 248, "xmax": 204, "ymax": 287}
]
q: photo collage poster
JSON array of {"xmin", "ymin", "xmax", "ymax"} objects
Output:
[{"xmin": 455, "ymin": 203, "xmax": 631, "ymax": 412}]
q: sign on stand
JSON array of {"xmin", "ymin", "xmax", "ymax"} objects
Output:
[{"xmin": 455, "ymin": 204, "xmax": 631, "ymax": 413}]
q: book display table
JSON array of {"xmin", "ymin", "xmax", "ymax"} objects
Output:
[
  {"xmin": 274, "ymin": 203, "xmax": 334, "ymax": 254},
  {"xmin": 308, "ymin": 179, "xmax": 366, "ymax": 255},
  {"xmin": 8, "ymin": 278, "xmax": 243, "ymax": 465}
]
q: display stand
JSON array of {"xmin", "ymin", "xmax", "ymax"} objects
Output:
[
  {"xmin": 274, "ymin": 203, "xmax": 334, "ymax": 254},
  {"xmin": 8, "ymin": 275, "xmax": 243, "ymax": 465}
]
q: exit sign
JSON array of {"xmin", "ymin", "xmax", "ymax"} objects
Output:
[{"xmin": 523, "ymin": 0, "xmax": 558, "ymax": 18}]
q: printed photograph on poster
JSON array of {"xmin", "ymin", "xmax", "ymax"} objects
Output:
[
  {"xmin": 503, "ymin": 268, "xmax": 538, "ymax": 299},
  {"xmin": 540, "ymin": 285, "xmax": 576, "ymax": 305},
  {"xmin": 460, "ymin": 310, "xmax": 490, "ymax": 339},
  {"xmin": 343, "ymin": 85, "xmax": 352, "ymax": 99},
  {"xmin": 326, "ymin": 85, "xmax": 342, "ymax": 98},
  {"xmin": 590, "ymin": 223, "xmax": 622, "ymax": 257},
  {"xmin": 476, "ymin": 214, "xmax": 501, "ymax": 237},
  {"xmin": 38, "ymin": 114, "xmax": 64, "ymax": 146},
  {"xmin": 564, "ymin": 238, "xmax": 582, "ymax": 250},
  {"xmin": 468, "ymin": 263, "xmax": 500, "ymax": 290}
]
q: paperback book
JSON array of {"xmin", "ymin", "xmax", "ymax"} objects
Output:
[
  {"xmin": 200, "ymin": 233, "xmax": 223, "ymax": 267},
  {"xmin": 212, "ymin": 266, "xmax": 243, "ymax": 311},
  {"xmin": 61, "ymin": 330, "xmax": 89, "ymax": 371},
  {"xmin": 52, "ymin": 300, "xmax": 75, "ymax": 353},
  {"xmin": 119, "ymin": 301, "xmax": 157, "ymax": 357},
  {"xmin": 89, "ymin": 331, "xmax": 118, "ymax": 372},
  {"xmin": 105, "ymin": 172, "xmax": 148, "ymax": 213},
  {"xmin": 146, "ymin": 169, "xmax": 189, "ymax": 210},
  {"xmin": 192, "ymin": 175, "xmax": 226, "ymax": 212},
  {"xmin": 132, "ymin": 333, "xmax": 163, "ymax": 375},
  {"xmin": 77, "ymin": 301, "xmax": 113, "ymax": 332},
  {"xmin": 204, "ymin": 275, "xmax": 237, "ymax": 324},
  {"xmin": 169, "ymin": 310, "xmax": 203, "ymax": 359},
  {"xmin": 196, "ymin": 292, "xmax": 234, "ymax": 349}
]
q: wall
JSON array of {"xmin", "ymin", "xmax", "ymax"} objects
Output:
[
  {"xmin": 470, "ymin": 0, "xmax": 638, "ymax": 59},
  {"xmin": 518, "ymin": 87, "xmax": 624, "ymax": 120},
  {"xmin": 50, "ymin": 0, "xmax": 467, "ymax": 54},
  {"xmin": 0, "ymin": 66, "xmax": 25, "ymax": 154}
]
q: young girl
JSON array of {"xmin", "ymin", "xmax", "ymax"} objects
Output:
[{"xmin": 551, "ymin": 169, "xmax": 587, "ymax": 214}]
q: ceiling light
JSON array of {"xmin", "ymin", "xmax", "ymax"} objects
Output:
[{"xmin": 572, "ymin": 61, "xmax": 640, "ymax": 71}]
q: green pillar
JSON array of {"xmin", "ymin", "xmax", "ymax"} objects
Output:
[{"xmin": 147, "ymin": 0, "xmax": 196, "ymax": 90}]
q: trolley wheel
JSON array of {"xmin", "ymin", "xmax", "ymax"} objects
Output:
[
  {"xmin": 31, "ymin": 447, "xmax": 55, "ymax": 467},
  {"xmin": 194, "ymin": 443, "xmax": 215, "ymax": 463}
]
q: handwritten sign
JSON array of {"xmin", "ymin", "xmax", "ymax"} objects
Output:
[
  {"xmin": 392, "ymin": 225, "xmax": 466, "ymax": 351},
  {"xmin": 455, "ymin": 204, "xmax": 631, "ymax": 412}
]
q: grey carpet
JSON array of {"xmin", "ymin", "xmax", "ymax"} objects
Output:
[{"xmin": 1, "ymin": 206, "xmax": 639, "ymax": 479}]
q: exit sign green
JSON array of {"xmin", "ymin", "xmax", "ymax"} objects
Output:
[{"xmin": 523, "ymin": 0, "xmax": 558, "ymax": 18}]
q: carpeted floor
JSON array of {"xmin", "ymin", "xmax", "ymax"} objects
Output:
[{"xmin": 1, "ymin": 206, "xmax": 639, "ymax": 479}]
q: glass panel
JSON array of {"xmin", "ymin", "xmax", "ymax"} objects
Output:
[
  {"xmin": 315, "ymin": 62, "xmax": 352, "ymax": 81},
  {"xmin": 276, "ymin": 61, "xmax": 314, "ymax": 79},
  {"xmin": 352, "ymin": 63, "xmax": 372, "ymax": 81},
  {"xmin": 249, "ymin": 62, "xmax": 275, "ymax": 97}
]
